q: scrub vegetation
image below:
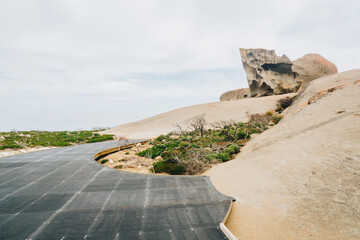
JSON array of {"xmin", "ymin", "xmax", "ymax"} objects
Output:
[
  {"xmin": 137, "ymin": 114, "xmax": 275, "ymax": 175},
  {"xmin": 137, "ymin": 96, "xmax": 295, "ymax": 175},
  {"xmin": 0, "ymin": 130, "xmax": 114, "ymax": 150}
]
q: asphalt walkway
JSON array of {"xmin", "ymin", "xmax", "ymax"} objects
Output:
[{"xmin": 0, "ymin": 140, "xmax": 233, "ymax": 240}]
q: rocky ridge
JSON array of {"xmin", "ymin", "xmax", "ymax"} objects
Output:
[{"xmin": 220, "ymin": 48, "xmax": 337, "ymax": 100}]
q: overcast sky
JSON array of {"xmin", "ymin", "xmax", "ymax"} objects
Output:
[{"xmin": 0, "ymin": 0, "xmax": 359, "ymax": 131}]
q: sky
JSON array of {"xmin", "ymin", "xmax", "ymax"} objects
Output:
[{"xmin": 0, "ymin": 0, "xmax": 359, "ymax": 131}]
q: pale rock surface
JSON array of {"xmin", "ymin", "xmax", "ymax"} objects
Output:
[
  {"xmin": 292, "ymin": 53, "xmax": 338, "ymax": 86},
  {"xmin": 205, "ymin": 69, "xmax": 360, "ymax": 240},
  {"xmin": 220, "ymin": 88, "xmax": 250, "ymax": 101}
]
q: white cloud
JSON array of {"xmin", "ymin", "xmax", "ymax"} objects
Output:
[{"xmin": 0, "ymin": 0, "xmax": 359, "ymax": 131}]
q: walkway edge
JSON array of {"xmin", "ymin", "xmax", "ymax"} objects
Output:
[
  {"xmin": 220, "ymin": 200, "xmax": 238, "ymax": 240},
  {"xmin": 93, "ymin": 140, "xmax": 149, "ymax": 160}
]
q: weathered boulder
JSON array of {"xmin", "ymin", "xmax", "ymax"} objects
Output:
[
  {"xmin": 240, "ymin": 48, "xmax": 299, "ymax": 97},
  {"xmin": 292, "ymin": 53, "xmax": 338, "ymax": 86},
  {"xmin": 220, "ymin": 88, "xmax": 250, "ymax": 101},
  {"xmin": 239, "ymin": 48, "xmax": 338, "ymax": 97}
]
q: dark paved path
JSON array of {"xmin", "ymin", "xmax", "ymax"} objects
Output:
[{"xmin": 0, "ymin": 140, "xmax": 233, "ymax": 240}]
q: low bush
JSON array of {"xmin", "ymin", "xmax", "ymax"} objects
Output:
[
  {"xmin": 87, "ymin": 134, "xmax": 114, "ymax": 143},
  {"xmin": 0, "ymin": 130, "xmax": 114, "ymax": 150},
  {"xmin": 215, "ymin": 152, "xmax": 231, "ymax": 162},
  {"xmin": 138, "ymin": 144, "xmax": 166, "ymax": 159},
  {"xmin": 225, "ymin": 144, "xmax": 240, "ymax": 155},
  {"xmin": 179, "ymin": 142, "xmax": 189, "ymax": 148},
  {"xmin": 101, "ymin": 159, "xmax": 108, "ymax": 164},
  {"xmin": 153, "ymin": 160, "xmax": 186, "ymax": 175},
  {"xmin": 205, "ymin": 153, "xmax": 217, "ymax": 162},
  {"xmin": 273, "ymin": 116, "xmax": 282, "ymax": 124},
  {"xmin": 155, "ymin": 135, "xmax": 167, "ymax": 142},
  {"xmin": 237, "ymin": 130, "xmax": 248, "ymax": 139}
]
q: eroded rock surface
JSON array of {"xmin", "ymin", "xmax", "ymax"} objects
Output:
[
  {"xmin": 240, "ymin": 48, "xmax": 299, "ymax": 96},
  {"xmin": 220, "ymin": 88, "xmax": 250, "ymax": 101},
  {"xmin": 239, "ymin": 48, "xmax": 338, "ymax": 97}
]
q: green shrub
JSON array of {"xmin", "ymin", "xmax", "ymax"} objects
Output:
[
  {"xmin": 225, "ymin": 145, "xmax": 240, "ymax": 155},
  {"xmin": 153, "ymin": 161, "xmax": 186, "ymax": 175},
  {"xmin": 0, "ymin": 130, "xmax": 114, "ymax": 149},
  {"xmin": 160, "ymin": 150, "xmax": 175, "ymax": 161},
  {"xmin": 155, "ymin": 135, "xmax": 167, "ymax": 141},
  {"xmin": 179, "ymin": 142, "xmax": 189, "ymax": 148},
  {"xmin": 165, "ymin": 141, "xmax": 180, "ymax": 148},
  {"xmin": 125, "ymin": 152, "xmax": 129, "ymax": 155},
  {"xmin": 53, "ymin": 142, "xmax": 71, "ymax": 147},
  {"xmin": 215, "ymin": 152, "xmax": 230, "ymax": 162},
  {"xmin": 101, "ymin": 159, "xmax": 108, "ymax": 164},
  {"xmin": 237, "ymin": 122, "xmax": 245, "ymax": 128},
  {"xmin": 205, "ymin": 153, "xmax": 217, "ymax": 161},
  {"xmin": 138, "ymin": 144, "xmax": 166, "ymax": 158},
  {"xmin": 114, "ymin": 165, "xmax": 123, "ymax": 169},
  {"xmin": 87, "ymin": 134, "xmax": 114, "ymax": 143},
  {"xmin": 237, "ymin": 130, "xmax": 248, "ymax": 140},
  {"xmin": 273, "ymin": 116, "xmax": 282, "ymax": 124}
]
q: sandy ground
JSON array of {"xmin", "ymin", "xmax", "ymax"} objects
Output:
[
  {"xmin": 102, "ymin": 94, "xmax": 295, "ymax": 139},
  {"xmin": 0, "ymin": 146, "xmax": 58, "ymax": 158},
  {"xmin": 205, "ymin": 69, "xmax": 360, "ymax": 239},
  {"xmin": 97, "ymin": 142, "xmax": 157, "ymax": 174}
]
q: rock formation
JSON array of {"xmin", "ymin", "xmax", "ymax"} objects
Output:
[
  {"xmin": 220, "ymin": 49, "xmax": 338, "ymax": 100},
  {"xmin": 240, "ymin": 48, "xmax": 338, "ymax": 97},
  {"xmin": 292, "ymin": 53, "xmax": 338, "ymax": 86},
  {"xmin": 220, "ymin": 88, "xmax": 250, "ymax": 101},
  {"xmin": 240, "ymin": 48, "xmax": 299, "ymax": 96}
]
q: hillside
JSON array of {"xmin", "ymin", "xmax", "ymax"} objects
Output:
[
  {"xmin": 102, "ymin": 93, "xmax": 295, "ymax": 139},
  {"xmin": 205, "ymin": 69, "xmax": 360, "ymax": 239}
]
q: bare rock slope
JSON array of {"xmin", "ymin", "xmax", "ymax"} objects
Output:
[
  {"xmin": 102, "ymin": 94, "xmax": 294, "ymax": 139},
  {"xmin": 205, "ymin": 69, "xmax": 360, "ymax": 240}
]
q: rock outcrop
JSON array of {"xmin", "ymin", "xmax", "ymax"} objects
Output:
[
  {"xmin": 220, "ymin": 88, "xmax": 250, "ymax": 101},
  {"xmin": 240, "ymin": 48, "xmax": 299, "ymax": 97},
  {"xmin": 292, "ymin": 53, "xmax": 338, "ymax": 86},
  {"xmin": 239, "ymin": 48, "xmax": 338, "ymax": 97}
]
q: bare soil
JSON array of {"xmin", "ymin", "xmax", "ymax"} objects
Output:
[{"xmin": 97, "ymin": 142, "xmax": 159, "ymax": 174}]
